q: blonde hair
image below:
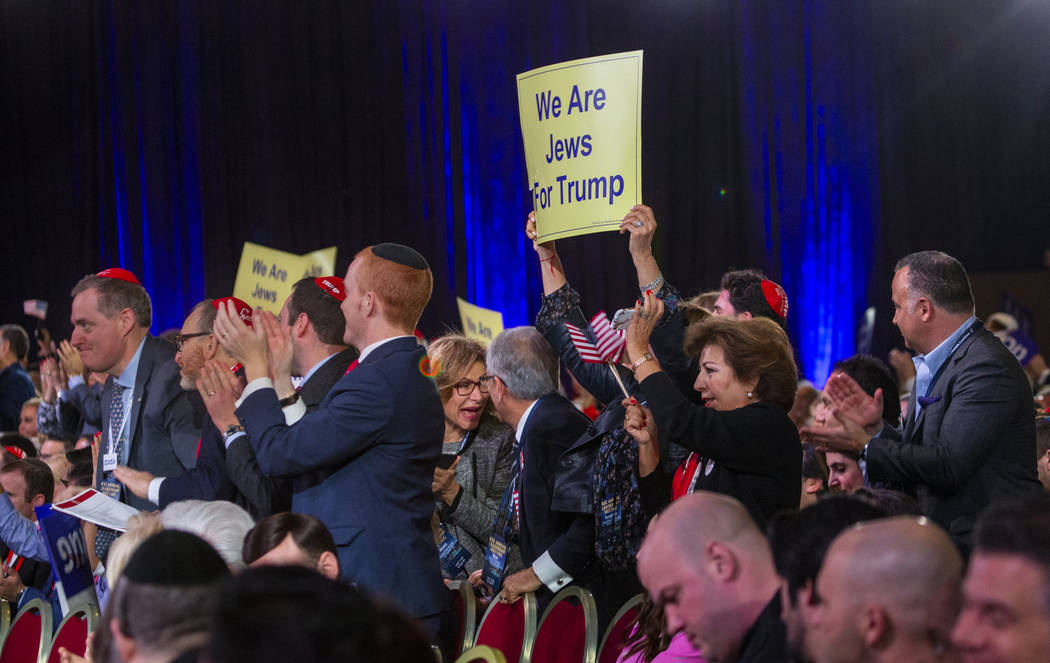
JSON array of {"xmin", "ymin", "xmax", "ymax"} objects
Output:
[
  {"xmin": 427, "ymin": 334, "xmax": 487, "ymax": 402},
  {"xmin": 106, "ymin": 511, "xmax": 164, "ymax": 589}
]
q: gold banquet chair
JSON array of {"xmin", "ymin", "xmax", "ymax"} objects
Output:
[
  {"xmin": 529, "ymin": 585, "xmax": 599, "ymax": 663},
  {"xmin": 473, "ymin": 592, "xmax": 537, "ymax": 663}
]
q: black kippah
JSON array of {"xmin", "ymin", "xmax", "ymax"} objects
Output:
[
  {"xmin": 122, "ymin": 530, "xmax": 230, "ymax": 586},
  {"xmin": 371, "ymin": 243, "xmax": 429, "ymax": 270}
]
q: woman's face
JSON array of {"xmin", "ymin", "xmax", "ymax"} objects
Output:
[
  {"xmin": 693, "ymin": 343, "xmax": 753, "ymax": 411},
  {"xmin": 442, "ymin": 360, "xmax": 489, "ymax": 434}
]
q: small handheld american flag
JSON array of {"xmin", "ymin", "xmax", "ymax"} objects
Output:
[{"xmin": 564, "ymin": 311, "xmax": 630, "ymax": 398}]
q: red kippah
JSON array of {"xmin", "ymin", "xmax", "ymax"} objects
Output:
[
  {"xmin": 313, "ymin": 276, "xmax": 346, "ymax": 302},
  {"xmin": 4, "ymin": 446, "xmax": 25, "ymax": 459},
  {"xmin": 213, "ymin": 297, "xmax": 254, "ymax": 327},
  {"xmin": 96, "ymin": 267, "xmax": 141, "ymax": 285},
  {"xmin": 760, "ymin": 279, "xmax": 789, "ymax": 319}
]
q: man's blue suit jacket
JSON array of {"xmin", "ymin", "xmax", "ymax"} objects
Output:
[{"xmin": 237, "ymin": 337, "xmax": 447, "ymax": 619}]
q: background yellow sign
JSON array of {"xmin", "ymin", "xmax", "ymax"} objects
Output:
[
  {"xmin": 233, "ymin": 242, "xmax": 338, "ymax": 313},
  {"xmin": 456, "ymin": 297, "xmax": 504, "ymax": 346},
  {"xmin": 517, "ymin": 50, "xmax": 643, "ymax": 242}
]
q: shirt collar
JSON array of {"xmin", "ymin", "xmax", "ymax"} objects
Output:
[
  {"xmin": 515, "ymin": 398, "xmax": 542, "ymax": 443},
  {"xmin": 301, "ymin": 352, "xmax": 338, "ymax": 384},
  {"xmin": 913, "ymin": 315, "xmax": 977, "ymax": 376},
  {"xmin": 356, "ymin": 335, "xmax": 416, "ymax": 364},
  {"xmin": 116, "ymin": 337, "xmax": 148, "ymax": 390}
]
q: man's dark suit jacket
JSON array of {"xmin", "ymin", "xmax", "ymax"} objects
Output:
[
  {"xmin": 94, "ymin": 335, "xmax": 204, "ymax": 511},
  {"xmin": 238, "ymin": 338, "xmax": 447, "ymax": 619},
  {"xmin": 868, "ymin": 322, "xmax": 1042, "ymax": 544},
  {"xmin": 517, "ymin": 394, "xmax": 593, "ymax": 579},
  {"xmin": 57, "ymin": 381, "xmax": 103, "ymax": 437},
  {"xmin": 157, "ymin": 348, "xmax": 357, "ymax": 519},
  {"xmin": 0, "ymin": 363, "xmax": 36, "ymax": 432}
]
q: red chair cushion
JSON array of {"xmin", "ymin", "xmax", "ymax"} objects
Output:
[
  {"xmin": 597, "ymin": 605, "xmax": 640, "ymax": 663},
  {"xmin": 0, "ymin": 611, "xmax": 42, "ymax": 663},
  {"xmin": 475, "ymin": 601, "xmax": 526, "ymax": 663},
  {"xmin": 532, "ymin": 600, "xmax": 585, "ymax": 663},
  {"xmin": 48, "ymin": 613, "xmax": 89, "ymax": 663}
]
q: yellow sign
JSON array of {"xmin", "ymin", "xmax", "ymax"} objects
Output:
[
  {"xmin": 517, "ymin": 50, "xmax": 643, "ymax": 242},
  {"xmin": 233, "ymin": 242, "xmax": 338, "ymax": 313},
  {"xmin": 456, "ymin": 297, "xmax": 504, "ymax": 346}
]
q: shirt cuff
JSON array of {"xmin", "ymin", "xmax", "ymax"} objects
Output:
[
  {"xmin": 66, "ymin": 375, "xmax": 86, "ymax": 390},
  {"xmin": 147, "ymin": 478, "xmax": 164, "ymax": 505},
  {"xmin": 236, "ymin": 377, "xmax": 275, "ymax": 407},
  {"xmin": 223, "ymin": 431, "xmax": 248, "ymax": 450},
  {"xmin": 533, "ymin": 551, "xmax": 573, "ymax": 593},
  {"xmin": 283, "ymin": 399, "xmax": 307, "ymax": 425}
]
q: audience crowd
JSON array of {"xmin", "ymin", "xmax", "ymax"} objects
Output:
[{"xmin": 0, "ymin": 205, "xmax": 1048, "ymax": 663}]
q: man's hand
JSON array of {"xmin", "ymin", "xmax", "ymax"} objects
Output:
[
  {"xmin": 432, "ymin": 457, "xmax": 461, "ymax": 505},
  {"xmin": 58, "ymin": 340, "xmax": 85, "ymax": 378},
  {"xmin": 113, "ymin": 466, "xmax": 156, "ymax": 500},
  {"xmin": 619, "ymin": 204, "xmax": 657, "ymax": 259},
  {"xmin": 213, "ymin": 301, "xmax": 269, "ymax": 381},
  {"xmin": 0, "ymin": 564, "xmax": 25, "ymax": 603},
  {"xmin": 800, "ymin": 412, "xmax": 870, "ymax": 456},
  {"xmin": 258, "ymin": 311, "xmax": 295, "ymax": 395},
  {"xmin": 499, "ymin": 567, "xmax": 543, "ymax": 604},
  {"xmin": 196, "ymin": 360, "xmax": 245, "ymax": 431},
  {"xmin": 824, "ymin": 372, "xmax": 884, "ymax": 433}
]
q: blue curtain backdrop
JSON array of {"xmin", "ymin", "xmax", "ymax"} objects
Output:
[{"xmin": 3, "ymin": 1, "xmax": 1048, "ymax": 385}]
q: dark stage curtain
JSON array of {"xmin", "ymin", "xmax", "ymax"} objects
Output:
[{"xmin": 3, "ymin": 1, "xmax": 1048, "ymax": 384}]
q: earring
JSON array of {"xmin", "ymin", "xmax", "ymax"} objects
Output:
[{"xmin": 746, "ymin": 391, "xmax": 753, "ymax": 399}]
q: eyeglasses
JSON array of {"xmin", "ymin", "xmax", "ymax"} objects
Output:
[
  {"xmin": 174, "ymin": 331, "xmax": 211, "ymax": 351},
  {"xmin": 454, "ymin": 377, "xmax": 490, "ymax": 397}
]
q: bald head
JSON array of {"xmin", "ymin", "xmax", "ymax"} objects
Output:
[
  {"xmin": 643, "ymin": 491, "xmax": 772, "ymax": 569},
  {"xmin": 637, "ymin": 492, "xmax": 779, "ymax": 660},
  {"xmin": 812, "ymin": 517, "xmax": 962, "ymax": 662}
]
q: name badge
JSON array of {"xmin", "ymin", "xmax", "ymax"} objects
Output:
[
  {"xmin": 479, "ymin": 533, "xmax": 509, "ymax": 598},
  {"xmin": 102, "ymin": 453, "xmax": 118, "ymax": 472},
  {"xmin": 436, "ymin": 523, "xmax": 472, "ymax": 578},
  {"xmin": 598, "ymin": 496, "xmax": 622, "ymax": 551}
]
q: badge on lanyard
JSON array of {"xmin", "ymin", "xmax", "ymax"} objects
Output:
[
  {"xmin": 436, "ymin": 522, "xmax": 472, "ymax": 578},
  {"xmin": 598, "ymin": 496, "xmax": 623, "ymax": 551},
  {"xmin": 480, "ymin": 533, "xmax": 509, "ymax": 598},
  {"xmin": 102, "ymin": 453, "xmax": 118, "ymax": 472}
]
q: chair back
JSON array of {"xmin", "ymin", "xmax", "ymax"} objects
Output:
[
  {"xmin": 448, "ymin": 580, "xmax": 478, "ymax": 658},
  {"xmin": 0, "ymin": 602, "xmax": 10, "ymax": 646},
  {"xmin": 531, "ymin": 586, "xmax": 598, "ymax": 663},
  {"xmin": 45, "ymin": 604, "xmax": 100, "ymax": 663},
  {"xmin": 0, "ymin": 598, "xmax": 53, "ymax": 663},
  {"xmin": 473, "ymin": 593, "xmax": 537, "ymax": 663},
  {"xmin": 455, "ymin": 644, "xmax": 508, "ymax": 663},
  {"xmin": 596, "ymin": 594, "xmax": 644, "ymax": 663}
]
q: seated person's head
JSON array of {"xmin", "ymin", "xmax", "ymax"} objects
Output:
[
  {"xmin": 952, "ymin": 494, "xmax": 1050, "ymax": 663},
  {"xmin": 767, "ymin": 494, "xmax": 888, "ymax": 662},
  {"xmin": 101, "ymin": 530, "xmax": 230, "ymax": 663},
  {"xmin": 19, "ymin": 397, "xmax": 40, "ymax": 439},
  {"xmin": 810, "ymin": 517, "xmax": 962, "ymax": 663},
  {"xmin": 0, "ymin": 433, "xmax": 37, "ymax": 460},
  {"xmin": 636, "ymin": 491, "xmax": 780, "ymax": 660},
  {"xmin": 204, "ymin": 565, "xmax": 432, "ymax": 663},
  {"xmin": 161, "ymin": 500, "xmax": 255, "ymax": 570},
  {"xmin": 800, "ymin": 443, "xmax": 828, "ymax": 508},
  {"xmin": 682, "ymin": 316, "xmax": 797, "ymax": 412},
  {"xmin": 242, "ymin": 512, "xmax": 340, "ymax": 580},
  {"xmin": 0, "ymin": 458, "xmax": 53, "ymax": 520},
  {"xmin": 40, "ymin": 434, "xmax": 74, "ymax": 460},
  {"xmin": 824, "ymin": 450, "xmax": 864, "ymax": 494}
]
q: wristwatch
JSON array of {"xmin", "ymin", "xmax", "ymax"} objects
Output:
[
  {"xmin": 223, "ymin": 424, "xmax": 245, "ymax": 442},
  {"xmin": 278, "ymin": 392, "xmax": 300, "ymax": 407},
  {"xmin": 631, "ymin": 352, "xmax": 655, "ymax": 371}
]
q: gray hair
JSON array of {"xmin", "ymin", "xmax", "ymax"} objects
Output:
[
  {"xmin": 161, "ymin": 500, "xmax": 256, "ymax": 569},
  {"xmin": 486, "ymin": 327, "xmax": 559, "ymax": 400},
  {"xmin": 894, "ymin": 251, "xmax": 974, "ymax": 315}
]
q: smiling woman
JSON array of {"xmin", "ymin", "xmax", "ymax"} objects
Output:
[{"xmin": 427, "ymin": 335, "xmax": 523, "ymax": 580}]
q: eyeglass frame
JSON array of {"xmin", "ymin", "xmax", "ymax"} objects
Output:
[
  {"xmin": 174, "ymin": 331, "xmax": 211, "ymax": 351},
  {"xmin": 454, "ymin": 376, "xmax": 491, "ymax": 397}
]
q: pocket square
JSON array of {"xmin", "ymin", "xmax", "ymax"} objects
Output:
[{"xmin": 917, "ymin": 394, "xmax": 942, "ymax": 407}]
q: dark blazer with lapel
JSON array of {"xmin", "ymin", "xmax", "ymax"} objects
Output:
[
  {"xmin": 95, "ymin": 335, "xmax": 205, "ymax": 511},
  {"xmin": 517, "ymin": 394, "xmax": 593, "ymax": 577},
  {"xmin": 868, "ymin": 323, "xmax": 1041, "ymax": 542},
  {"xmin": 237, "ymin": 338, "xmax": 447, "ymax": 619}
]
